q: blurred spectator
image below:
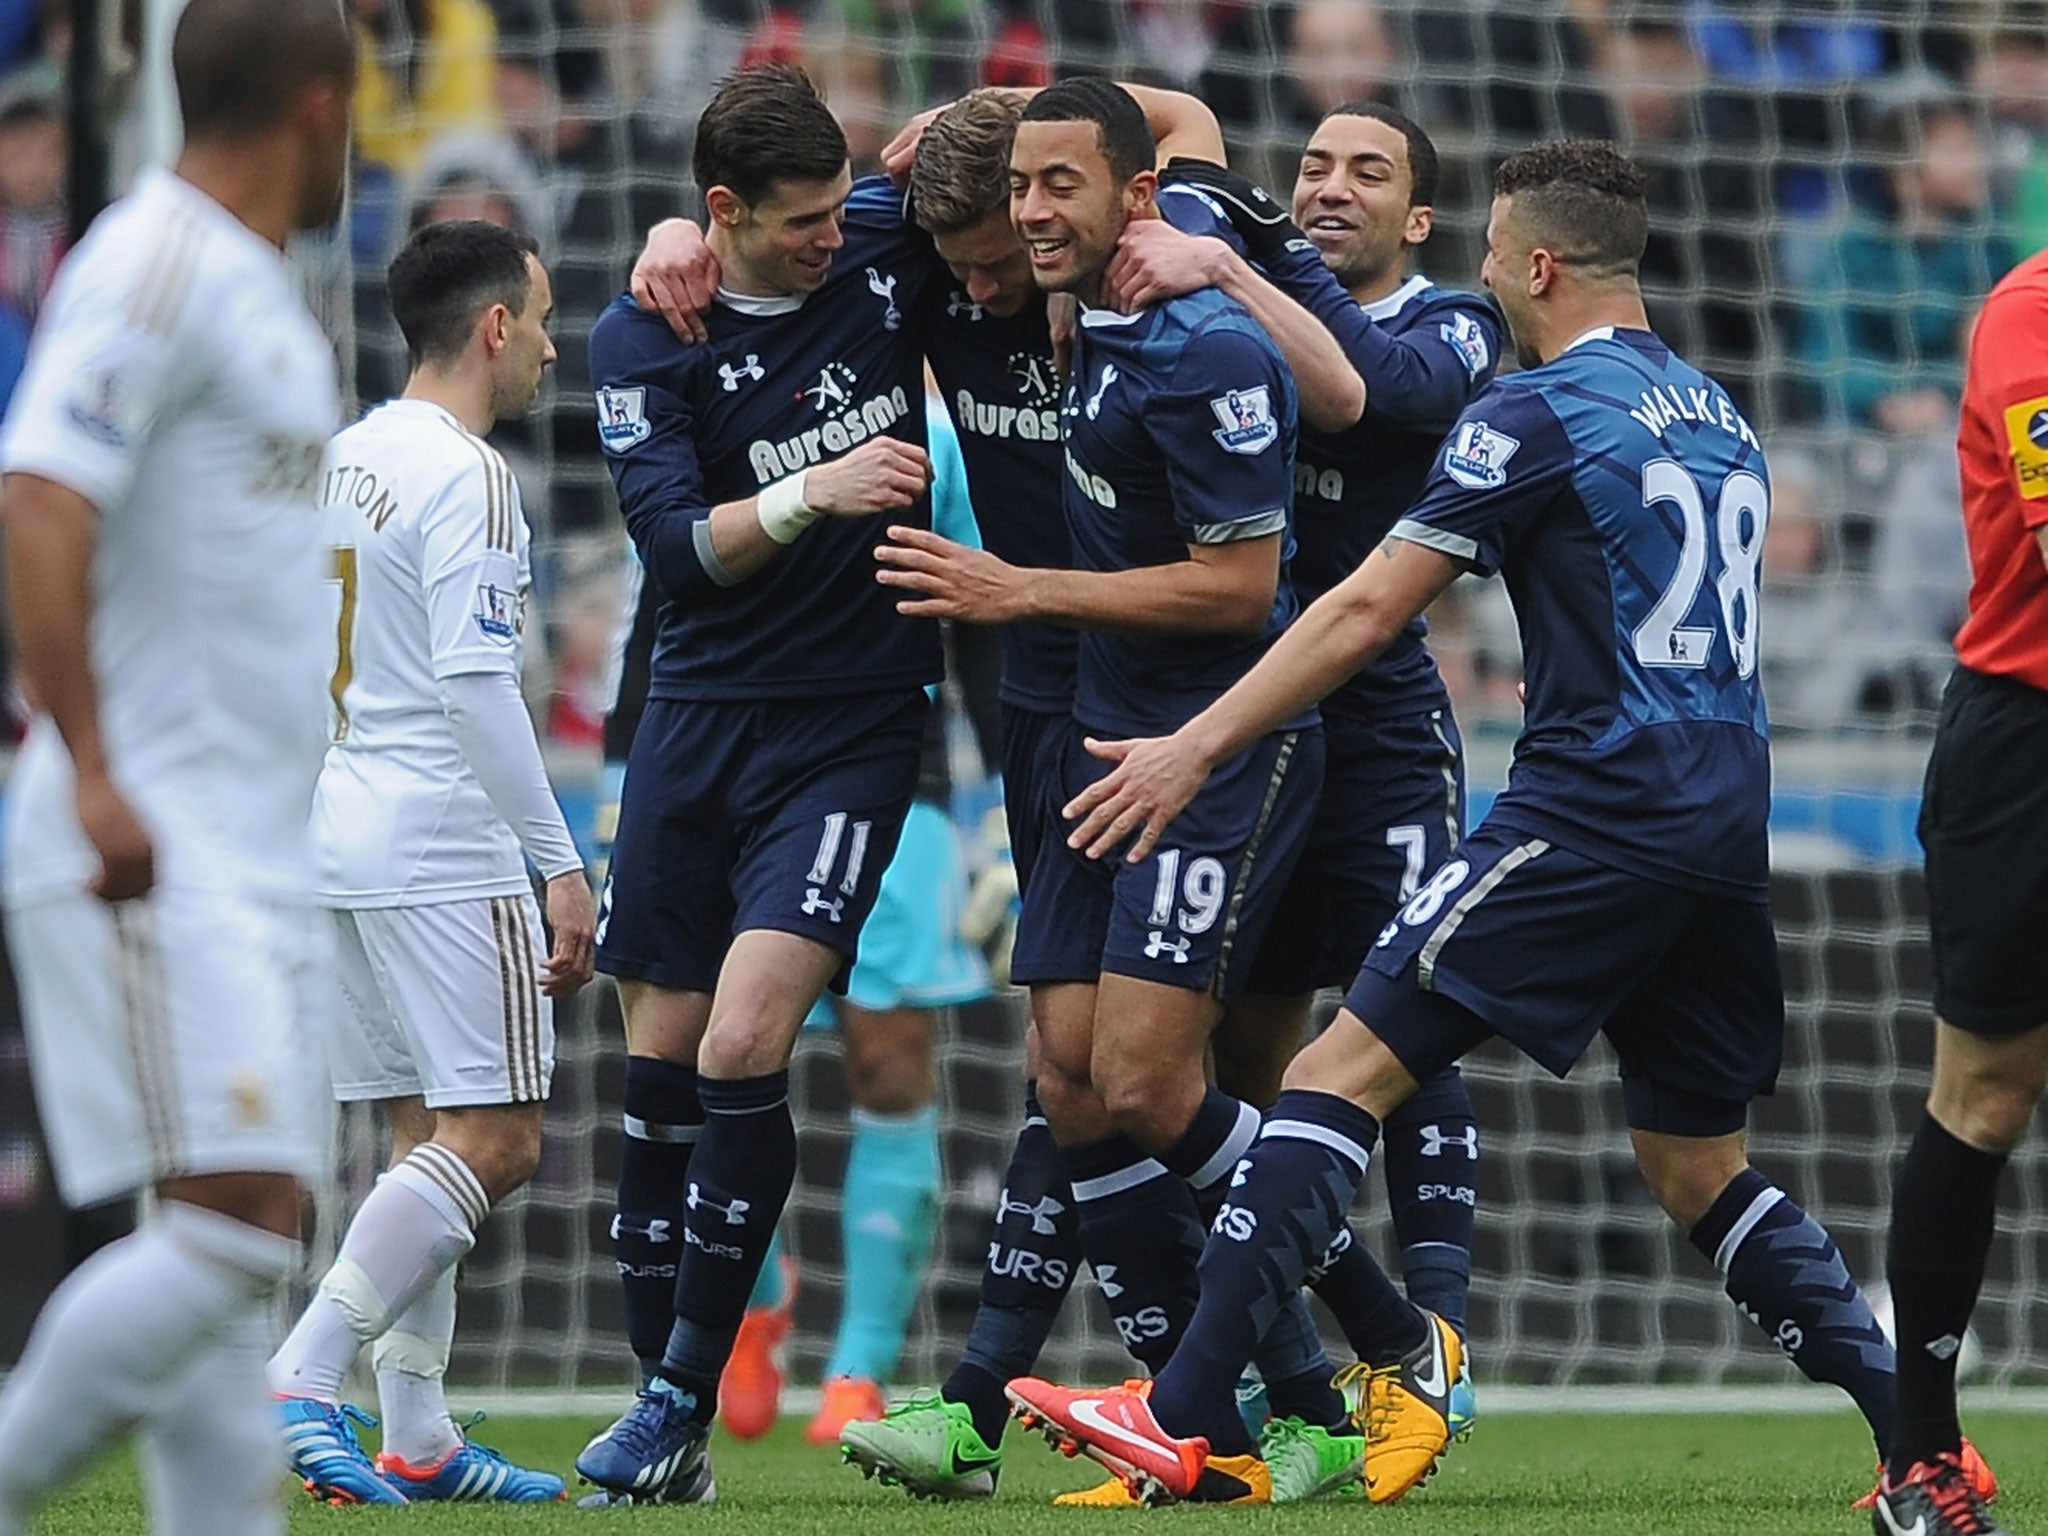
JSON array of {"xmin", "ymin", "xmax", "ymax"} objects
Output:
[
  {"xmin": 1410, "ymin": 2, "xmax": 1606, "ymax": 146},
  {"xmin": 1279, "ymin": 0, "xmax": 1400, "ymax": 131},
  {"xmin": 1756, "ymin": 447, "xmax": 1867, "ymax": 730},
  {"xmin": 1587, "ymin": 15, "xmax": 1768, "ymax": 412},
  {"xmin": 1867, "ymin": 415, "xmax": 1973, "ymax": 707},
  {"xmin": 816, "ymin": 0, "xmax": 985, "ymax": 169},
  {"xmin": 1796, "ymin": 90, "xmax": 2010, "ymax": 432},
  {"xmin": 351, "ymin": 0, "xmax": 502, "ymax": 178},
  {"xmin": 1972, "ymin": 9, "xmax": 2048, "ymax": 256},
  {"xmin": 0, "ymin": 69, "xmax": 61, "ymax": 323}
]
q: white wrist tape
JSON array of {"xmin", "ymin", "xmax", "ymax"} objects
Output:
[{"xmin": 756, "ymin": 472, "xmax": 819, "ymax": 544}]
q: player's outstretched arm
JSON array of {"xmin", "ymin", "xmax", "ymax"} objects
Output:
[
  {"xmin": 631, "ymin": 219, "xmax": 719, "ymax": 343},
  {"xmin": 881, "ymin": 84, "xmax": 1224, "ymax": 183},
  {"xmin": 1064, "ymin": 537, "xmax": 1461, "ymax": 861},
  {"xmin": 1, "ymin": 473, "xmax": 153, "ymax": 900},
  {"xmin": 1106, "ymin": 220, "xmax": 1365, "ymax": 431},
  {"xmin": 876, "ymin": 524, "xmax": 1280, "ymax": 635}
]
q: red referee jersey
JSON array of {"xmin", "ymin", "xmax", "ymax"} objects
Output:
[{"xmin": 1954, "ymin": 248, "xmax": 2048, "ymax": 692}]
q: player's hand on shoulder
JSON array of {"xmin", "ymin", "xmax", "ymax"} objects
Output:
[
  {"xmin": 804, "ymin": 435, "xmax": 932, "ymax": 516},
  {"xmin": 632, "ymin": 218, "xmax": 720, "ymax": 345},
  {"xmin": 875, "ymin": 524, "xmax": 1030, "ymax": 623},
  {"xmin": 1064, "ymin": 734, "xmax": 1210, "ymax": 863},
  {"xmin": 882, "ymin": 104, "xmax": 948, "ymax": 185},
  {"xmin": 1107, "ymin": 220, "xmax": 1233, "ymax": 312},
  {"xmin": 1157, "ymin": 157, "xmax": 1303, "ymax": 266},
  {"xmin": 540, "ymin": 869, "xmax": 597, "ymax": 997},
  {"xmin": 75, "ymin": 772, "xmax": 155, "ymax": 902}
]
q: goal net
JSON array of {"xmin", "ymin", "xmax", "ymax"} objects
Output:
[{"xmin": 31, "ymin": 0, "xmax": 2048, "ymax": 1397}]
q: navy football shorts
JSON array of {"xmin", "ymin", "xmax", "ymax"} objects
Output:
[
  {"xmin": 1343, "ymin": 821, "xmax": 1784, "ymax": 1136},
  {"xmin": 1011, "ymin": 722, "xmax": 1323, "ymax": 1002},
  {"xmin": 999, "ymin": 704, "xmax": 1078, "ymax": 897},
  {"xmin": 1247, "ymin": 704, "xmax": 1465, "ymax": 995},
  {"xmin": 596, "ymin": 689, "xmax": 928, "ymax": 994}
]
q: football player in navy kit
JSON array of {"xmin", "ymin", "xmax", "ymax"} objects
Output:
[
  {"xmin": 874, "ymin": 79, "xmax": 1336, "ymax": 1503},
  {"xmin": 1109, "ymin": 105, "xmax": 1502, "ymax": 1446},
  {"xmin": 577, "ymin": 66, "xmax": 943, "ymax": 1503},
  {"xmin": 1011, "ymin": 141, "xmax": 1914, "ymax": 1511}
]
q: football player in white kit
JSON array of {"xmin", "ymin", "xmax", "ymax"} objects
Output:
[
  {"xmin": 265, "ymin": 220, "xmax": 596, "ymax": 1504},
  {"xmin": 0, "ymin": 3, "xmax": 354, "ymax": 1534}
]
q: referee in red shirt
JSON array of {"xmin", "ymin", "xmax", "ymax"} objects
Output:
[{"xmin": 1874, "ymin": 250, "xmax": 2048, "ymax": 1536}]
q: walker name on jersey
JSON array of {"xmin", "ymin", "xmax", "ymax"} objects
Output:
[
  {"xmin": 746, "ymin": 383, "xmax": 912, "ymax": 485},
  {"xmin": 322, "ymin": 462, "xmax": 399, "ymax": 531},
  {"xmin": 1627, "ymin": 382, "xmax": 1761, "ymax": 449},
  {"xmin": 953, "ymin": 388, "xmax": 1060, "ymax": 443}
]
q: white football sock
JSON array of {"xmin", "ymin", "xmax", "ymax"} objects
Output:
[
  {"xmin": 372, "ymin": 1263, "xmax": 461, "ymax": 1467},
  {"xmin": 0, "ymin": 1202, "xmax": 297, "ymax": 1531},
  {"xmin": 139, "ymin": 1311, "xmax": 283, "ymax": 1536},
  {"xmin": 268, "ymin": 1144, "xmax": 484, "ymax": 1403}
]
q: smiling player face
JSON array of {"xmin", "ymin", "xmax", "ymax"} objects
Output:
[
  {"xmin": 1009, "ymin": 119, "xmax": 1135, "ymax": 301},
  {"xmin": 725, "ymin": 166, "xmax": 853, "ymax": 296},
  {"xmin": 931, "ymin": 207, "xmax": 1038, "ymax": 318},
  {"xmin": 1291, "ymin": 112, "xmax": 1427, "ymax": 295}
]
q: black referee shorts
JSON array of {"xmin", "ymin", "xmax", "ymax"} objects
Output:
[{"xmin": 1920, "ymin": 664, "xmax": 2048, "ymax": 1036}]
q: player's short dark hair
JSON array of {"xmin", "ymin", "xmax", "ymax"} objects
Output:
[
  {"xmin": 1493, "ymin": 139, "xmax": 1649, "ymax": 278},
  {"xmin": 1320, "ymin": 100, "xmax": 1440, "ymax": 208},
  {"xmin": 387, "ymin": 220, "xmax": 542, "ymax": 368},
  {"xmin": 1018, "ymin": 77, "xmax": 1156, "ymax": 185},
  {"xmin": 693, "ymin": 65, "xmax": 847, "ymax": 207},
  {"xmin": 173, "ymin": 0, "xmax": 354, "ymax": 138},
  {"xmin": 911, "ymin": 88, "xmax": 1025, "ymax": 235}
]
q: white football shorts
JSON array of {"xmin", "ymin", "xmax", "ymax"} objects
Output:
[
  {"xmin": 9, "ymin": 886, "xmax": 335, "ymax": 1208},
  {"xmin": 326, "ymin": 892, "xmax": 554, "ymax": 1108}
]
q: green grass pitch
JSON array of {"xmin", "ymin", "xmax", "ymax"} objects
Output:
[{"xmin": 32, "ymin": 1409, "xmax": 2048, "ymax": 1534}]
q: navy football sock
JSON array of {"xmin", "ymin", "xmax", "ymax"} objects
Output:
[
  {"xmin": 1690, "ymin": 1167, "xmax": 1896, "ymax": 1456},
  {"xmin": 656, "ymin": 1071, "xmax": 797, "ymax": 1421},
  {"xmin": 1379, "ymin": 1068, "xmax": 1477, "ymax": 1330},
  {"xmin": 945, "ymin": 1087, "xmax": 1081, "ymax": 1449},
  {"xmin": 1149, "ymin": 1091, "xmax": 1379, "ymax": 1452},
  {"xmin": 1886, "ymin": 1115, "xmax": 2005, "ymax": 1479},
  {"xmin": 1061, "ymin": 1133, "xmax": 1204, "ymax": 1377},
  {"xmin": 1158, "ymin": 1086, "xmax": 1262, "ymax": 1192},
  {"xmin": 1306, "ymin": 1224, "xmax": 1429, "ymax": 1366},
  {"xmin": 614, "ymin": 1056, "xmax": 701, "ymax": 1380}
]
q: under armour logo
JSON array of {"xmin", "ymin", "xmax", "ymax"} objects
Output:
[
  {"xmin": 1228, "ymin": 1158, "xmax": 1250, "ymax": 1189},
  {"xmin": 1095, "ymin": 1263, "xmax": 1124, "ymax": 1299},
  {"xmin": 685, "ymin": 1183, "xmax": 750, "ymax": 1226},
  {"xmin": 719, "ymin": 354, "xmax": 764, "ymax": 392},
  {"xmin": 998, "ymin": 1189, "xmax": 1066, "ymax": 1236},
  {"xmin": 801, "ymin": 887, "xmax": 845, "ymax": 922},
  {"xmin": 609, "ymin": 1215, "xmax": 674, "ymax": 1244},
  {"xmin": 1419, "ymin": 1124, "xmax": 1477, "ymax": 1159},
  {"xmin": 1143, "ymin": 929, "xmax": 1190, "ymax": 962},
  {"xmin": 948, "ymin": 290, "xmax": 985, "ymax": 321},
  {"xmin": 1086, "ymin": 362, "xmax": 1119, "ymax": 419},
  {"xmin": 868, "ymin": 266, "xmax": 901, "ymax": 331}
]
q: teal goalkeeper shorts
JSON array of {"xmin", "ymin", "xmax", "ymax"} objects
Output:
[{"xmin": 805, "ymin": 798, "xmax": 992, "ymax": 1022}]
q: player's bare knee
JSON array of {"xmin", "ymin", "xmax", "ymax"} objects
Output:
[
  {"xmin": 1928, "ymin": 1023, "xmax": 2048, "ymax": 1154},
  {"xmin": 158, "ymin": 1170, "xmax": 305, "ymax": 1241},
  {"xmin": 1280, "ymin": 1009, "xmax": 1417, "ymax": 1120},
  {"xmin": 434, "ymin": 1105, "xmax": 543, "ymax": 1203},
  {"xmin": 1093, "ymin": 1054, "xmax": 1202, "ymax": 1153},
  {"xmin": 1631, "ymin": 1134, "xmax": 1748, "ymax": 1230}
]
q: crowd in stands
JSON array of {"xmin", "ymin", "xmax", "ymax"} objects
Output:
[{"xmin": 6, "ymin": 0, "xmax": 2048, "ymax": 744}]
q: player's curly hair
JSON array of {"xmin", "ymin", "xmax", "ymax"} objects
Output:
[
  {"xmin": 1493, "ymin": 139, "xmax": 1649, "ymax": 278},
  {"xmin": 911, "ymin": 89, "xmax": 1027, "ymax": 236},
  {"xmin": 694, "ymin": 65, "xmax": 847, "ymax": 208}
]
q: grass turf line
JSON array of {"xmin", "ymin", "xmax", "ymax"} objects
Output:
[{"xmin": 30, "ymin": 1410, "xmax": 2048, "ymax": 1534}]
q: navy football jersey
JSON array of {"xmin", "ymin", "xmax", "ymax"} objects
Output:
[
  {"xmin": 1391, "ymin": 327, "xmax": 1771, "ymax": 893},
  {"xmin": 589, "ymin": 175, "xmax": 941, "ymax": 702},
  {"xmin": 1063, "ymin": 289, "xmax": 1305, "ymax": 736},
  {"xmin": 1155, "ymin": 185, "xmax": 1501, "ymax": 719},
  {"xmin": 918, "ymin": 284, "xmax": 1072, "ymax": 713}
]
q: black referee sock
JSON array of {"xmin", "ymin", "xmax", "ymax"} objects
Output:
[{"xmin": 1886, "ymin": 1114, "xmax": 2007, "ymax": 1482}]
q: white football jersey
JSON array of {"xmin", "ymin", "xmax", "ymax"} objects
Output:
[
  {"xmin": 312, "ymin": 399, "xmax": 538, "ymax": 906},
  {"xmin": 0, "ymin": 169, "xmax": 340, "ymax": 904}
]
